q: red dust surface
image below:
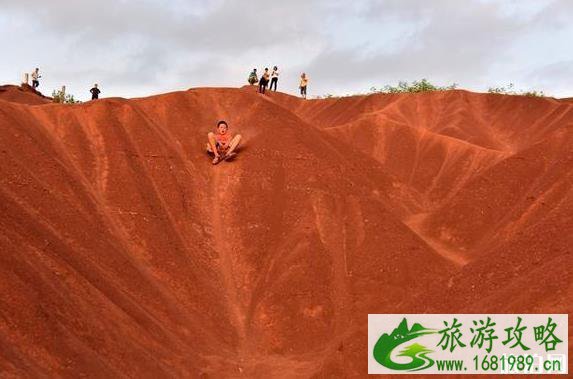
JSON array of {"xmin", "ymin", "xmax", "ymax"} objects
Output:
[
  {"xmin": 0, "ymin": 85, "xmax": 571, "ymax": 377},
  {"xmin": 0, "ymin": 85, "xmax": 51, "ymax": 105}
]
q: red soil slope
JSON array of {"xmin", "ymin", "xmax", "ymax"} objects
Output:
[
  {"xmin": 0, "ymin": 86, "xmax": 571, "ymax": 377},
  {"xmin": 0, "ymin": 85, "xmax": 51, "ymax": 105}
]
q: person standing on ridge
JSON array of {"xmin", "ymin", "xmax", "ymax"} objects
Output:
[
  {"xmin": 259, "ymin": 68, "xmax": 270, "ymax": 94},
  {"xmin": 270, "ymin": 66, "xmax": 279, "ymax": 91},
  {"xmin": 31, "ymin": 68, "xmax": 41, "ymax": 89},
  {"xmin": 90, "ymin": 84, "xmax": 101, "ymax": 100},
  {"xmin": 206, "ymin": 120, "xmax": 242, "ymax": 165},
  {"xmin": 248, "ymin": 68, "xmax": 258, "ymax": 85},
  {"xmin": 299, "ymin": 72, "xmax": 308, "ymax": 99}
]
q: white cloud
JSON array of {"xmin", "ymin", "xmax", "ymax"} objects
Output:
[{"xmin": 0, "ymin": 0, "xmax": 570, "ymax": 100}]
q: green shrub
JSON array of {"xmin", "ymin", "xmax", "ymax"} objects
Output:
[
  {"xmin": 370, "ymin": 79, "xmax": 458, "ymax": 94},
  {"xmin": 487, "ymin": 83, "xmax": 515, "ymax": 95},
  {"xmin": 487, "ymin": 83, "xmax": 545, "ymax": 97},
  {"xmin": 522, "ymin": 90, "xmax": 545, "ymax": 97},
  {"xmin": 315, "ymin": 80, "xmax": 546, "ymax": 99},
  {"xmin": 52, "ymin": 89, "xmax": 82, "ymax": 104}
]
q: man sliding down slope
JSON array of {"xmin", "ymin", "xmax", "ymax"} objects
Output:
[{"xmin": 206, "ymin": 120, "xmax": 242, "ymax": 165}]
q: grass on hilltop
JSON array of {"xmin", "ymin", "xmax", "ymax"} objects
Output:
[
  {"xmin": 487, "ymin": 83, "xmax": 545, "ymax": 97},
  {"xmin": 316, "ymin": 79, "xmax": 546, "ymax": 99}
]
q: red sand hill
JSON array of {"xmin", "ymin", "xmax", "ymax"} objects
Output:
[
  {"xmin": 0, "ymin": 84, "xmax": 51, "ymax": 105},
  {"xmin": 0, "ymin": 86, "xmax": 570, "ymax": 377}
]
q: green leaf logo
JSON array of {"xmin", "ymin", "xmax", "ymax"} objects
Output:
[{"xmin": 373, "ymin": 318, "xmax": 436, "ymax": 371}]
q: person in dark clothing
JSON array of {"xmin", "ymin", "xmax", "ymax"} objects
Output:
[
  {"xmin": 299, "ymin": 72, "xmax": 308, "ymax": 99},
  {"xmin": 259, "ymin": 68, "xmax": 270, "ymax": 94},
  {"xmin": 90, "ymin": 84, "xmax": 101, "ymax": 100},
  {"xmin": 270, "ymin": 66, "xmax": 279, "ymax": 91}
]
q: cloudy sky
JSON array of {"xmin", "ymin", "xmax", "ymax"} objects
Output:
[{"xmin": 0, "ymin": 0, "xmax": 571, "ymax": 100}]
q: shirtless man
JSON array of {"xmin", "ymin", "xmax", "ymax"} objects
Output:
[
  {"xmin": 299, "ymin": 72, "xmax": 308, "ymax": 99},
  {"xmin": 206, "ymin": 120, "xmax": 242, "ymax": 165}
]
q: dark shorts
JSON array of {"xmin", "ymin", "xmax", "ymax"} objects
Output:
[
  {"xmin": 300, "ymin": 85, "xmax": 307, "ymax": 95},
  {"xmin": 207, "ymin": 141, "xmax": 225, "ymax": 154},
  {"xmin": 216, "ymin": 142, "xmax": 229, "ymax": 153}
]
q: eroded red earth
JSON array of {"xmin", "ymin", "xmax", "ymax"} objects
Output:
[{"xmin": 0, "ymin": 85, "xmax": 571, "ymax": 377}]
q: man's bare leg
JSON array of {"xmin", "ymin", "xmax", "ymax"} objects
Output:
[
  {"xmin": 225, "ymin": 134, "xmax": 242, "ymax": 156},
  {"xmin": 207, "ymin": 132, "xmax": 222, "ymax": 164}
]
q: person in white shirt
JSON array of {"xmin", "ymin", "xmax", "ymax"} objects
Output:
[
  {"xmin": 31, "ymin": 68, "xmax": 41, "ymax": 89},
  {"xmin": 270, "ymin": 66, "xmax": 279, "ymax": 91}
]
